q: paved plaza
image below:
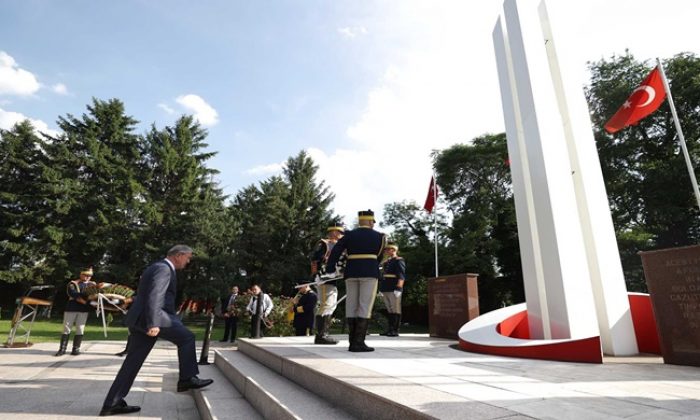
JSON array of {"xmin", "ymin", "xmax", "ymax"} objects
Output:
[{"xmin": 1, "ymin": 336, "xmax": 700, "ymax": 419}]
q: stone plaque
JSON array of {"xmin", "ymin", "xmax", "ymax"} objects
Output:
[
  {"xmin": 640, "ymin": 245, "xmax": 700, "ymax": 367},
  {"xmin": 428, "ymin": 273, "xmax": 479, "ymax": 339}
]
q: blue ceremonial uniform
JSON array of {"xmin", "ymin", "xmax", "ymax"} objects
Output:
[
  {"xmin": 64, "ymin": 280, "xmax": 95, "ymax": 312},
  {"xmin": 325, "ymin": 226, "xmax": 385, "ymax": 278},
  {"xmin": 380, "ymin": 257, "xmax": 406, "ymax": 292},
  {"xmin": 293, "ymin": 290, "xmax": 318, "ymax": 336},
  {"xmin": 326, "ymin": 213, "xmax": 385, "ymax": 352},
  {"xmin": 312, "ymin": 239, "xmax": 336, "ymax": 285}
]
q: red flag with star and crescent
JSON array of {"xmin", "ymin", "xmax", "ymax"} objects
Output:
[
  {"xmin": 604, "ymin": 66, "xmax": 666, "ymax": 134},
  {"xmin": 423, "ymin": 176, "xmax": 438, "ymax": 213}
]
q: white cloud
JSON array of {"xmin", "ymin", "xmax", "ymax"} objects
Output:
[
  {"xmin": 0, "ymin": 107, "xmax": 60, "ymax": 137},
  {"xmin": 314, "ymin": 0, "xmax": 700, "ymax": 225},
  {"xmin": 338, "ymin": 26, "xmax": 368, "ymax": 39},
  {"xmin": 158, "ymin": 103, "xmax": 176, "ymax": 114},
  {"xmin": 0, "ymin": 51, "xmax": 40, "ymax": 96},
  {"xmin": 175, "ymin": 94, "xmax": 219, "ymax": 126},
  {"xmin": 237, "ymin": 0, "xmax": 700, "ymax": 225},
  {"xmin": 51, "ymin": 83, "xmax": 69, "ymax": 95},
  {"xmin": 314, "ymin": 2, "xmax": 505, "ymax": 224},
  {"xmin": 245, "ymin": 162, "xmax": 284, "ymax": 176}
]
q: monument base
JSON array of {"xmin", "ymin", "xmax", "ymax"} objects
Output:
[{"xmin": 458, "ymin": 293, "xmax": 661, "ymax": 363}]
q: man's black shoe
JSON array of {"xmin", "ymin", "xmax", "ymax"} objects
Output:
[
  {"xmin": 99, "ymin": 400, "xmax": 140, "ymax": 416},
  {"xmin": 177, "ymin": 376, "xmax": 214, "ymax": 392}
]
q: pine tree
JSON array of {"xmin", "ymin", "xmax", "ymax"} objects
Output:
[
  {"xmin": 231, "ymin": 151, "xmax": 338, "ymax": 294},
  {"xmin": 44, "ymin": 98, "xmax": 144, "ymax": 282},
  {"xmin": 141, "ymin": 115, "xmax": 232, "ymax": 298},
  {"xmin": 0, "ymin": 121, "xmax": 56, "ymax": 284}
]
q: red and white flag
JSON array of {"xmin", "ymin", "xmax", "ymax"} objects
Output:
[
  {"xmin": 604, "ymin": 66, "xmax": 666, "ymax": 134},
  {"xmin": 423, "ymin": 176, "xmax": 438, "ymax": 213}
]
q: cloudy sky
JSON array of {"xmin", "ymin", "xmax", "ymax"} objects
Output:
[{"xmin": 2, "ymin": 0, "xmax": 699, "ymax": 225}]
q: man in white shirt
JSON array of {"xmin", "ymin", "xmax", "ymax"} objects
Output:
[{"xmin": 246, "ymin": 284, "xmax": 273, "ymax": 337}]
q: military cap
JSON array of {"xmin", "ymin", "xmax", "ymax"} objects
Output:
[
  {"xmin": 358, "ymin": 209, "xmax": 375, "ymax": 222},
  {"xmin": 327, "ymin": 222, "xmax": 345, "ymax": 232}
]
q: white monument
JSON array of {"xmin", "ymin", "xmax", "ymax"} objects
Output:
[{"xmin": 490, "ymin": 0, "xmax": 638, "ymax": 356}]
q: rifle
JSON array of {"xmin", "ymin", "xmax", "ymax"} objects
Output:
[{"xmin": 294, "ymin": 273, "xmax": 344, "ymax": 289}]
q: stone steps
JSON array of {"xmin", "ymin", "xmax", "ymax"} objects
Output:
[
  {"xmin": 205, "ymin": 346, "xmax": 357, "ymax": 420},
  {"xmin": 233, "ymin": 338, "xmax": 437, "ymax": 420},
  {"xmin": 193, "ymin": 360, "xmax": 262, "ymax": 420}
]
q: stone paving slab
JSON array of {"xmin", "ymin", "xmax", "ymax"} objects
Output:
[
  {"xmin": 238, "ymin": 334, "xmax": 700, "ymax": 420},
  {"xmin": 0, "ymin": 341, "xmax": 200, "ymax": 420}
]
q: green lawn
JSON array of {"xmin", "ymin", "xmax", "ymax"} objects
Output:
[
  {"xmin": 0, "ymin": 318, "xmax": 226, "ymax": 344},
  {"xmin": 1, "ymin": 316, "xmax": 427, "ymax": 345}
]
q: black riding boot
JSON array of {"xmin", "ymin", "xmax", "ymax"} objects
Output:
[
  {"xmin": 350, "ymin": 318, "xmax": 374, "ymax": 352},
  {"xmin": 347, "ymin": 318, "xmax": 357, "ymax": 351},
  {"xmin": 71, "ymin": 334, "xmax": 83, "ymax": 355},
  {"xmin": 55, "ymin": 334, "xmax": 69, "ymax": 356},
  {"xmin": 387, "ymin": 314, "xmax": 400, "ymax": 337},
  {"xmin": 315, "ymin": 315, "xmax": 338, "ymax": 345},
  {"xmin": 379, "ymin": 310, "xmax": 392, "ymax": 336}
]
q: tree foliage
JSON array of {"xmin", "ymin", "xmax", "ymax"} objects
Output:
[
  {"xmin": 433, "ymin": 133, "xmax": 524, "ymax": 311},
  {"xmin": 0, "ymin": 99, "xmax": 235, "ymax": 310},
  {"xmin": 231, "ymin": 151, "xmax": 338, "ymax": 295},
  {"xmin": 587, "ymin": 52, "xmax": 700, "ymax": 290}
]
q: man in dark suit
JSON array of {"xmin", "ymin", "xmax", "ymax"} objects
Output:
[
  {"xmin": 219, "ymin": 285, "xmax": 240, "ymax": 343},
  {"xmin": 99, "ymin": 244, "xmax": 213, "ymax": 416}
]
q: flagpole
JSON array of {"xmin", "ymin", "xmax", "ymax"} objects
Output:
[
  {"xmin": 656, "ymin": 58, "xmax": 700, "ymax": 212},
  {"xmin": 433, "ymin": 173, "xmax": 439, "ymax": 277}
]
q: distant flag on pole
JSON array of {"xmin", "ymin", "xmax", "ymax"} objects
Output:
[
  {"xmin": 604, "ymin": 66, "xmax": 666, "ymax": 134},
  {"xmin": 423, "ymin": 176, "xmax": 438, "ymax": 213}
]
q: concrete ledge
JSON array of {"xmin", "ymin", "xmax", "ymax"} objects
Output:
[
  {"xmin": 193, "ymin": 361, "xmax": 262, "ymax": 420},
  {"xmin": 215, "ymin": 349, "xmax": 355, "ymax": 420},
  {"xmin": 214, "ymin": 350, "xmax": 298, "ymax": 420},
  {"xmin": 236, "ymin": 338, "xmax": 435, "ymax": 420}
]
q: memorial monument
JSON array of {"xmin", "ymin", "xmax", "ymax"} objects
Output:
[{"xmin": 459, "ymin": 0, "xmax": 641, "ymax": 361}]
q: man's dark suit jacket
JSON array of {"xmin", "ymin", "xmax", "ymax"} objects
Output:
[{"xmin": 124, "ymin": 260, "xmax": 179, "ymax": 330}]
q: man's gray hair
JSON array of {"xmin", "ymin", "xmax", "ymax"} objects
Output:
[{"xmin": 167, "ymin": 244, "xmax": 194, "ymax": 256}]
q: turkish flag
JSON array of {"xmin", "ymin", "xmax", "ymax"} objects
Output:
[
  {"xmin": 604, "ymin": 67, "xmax": 666, "ymax": 134},
  {"xmin": 423, "ymin": 176, "xmax": 438, "ymax": 213}
]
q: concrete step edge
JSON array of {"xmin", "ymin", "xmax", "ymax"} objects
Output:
[
  {"xmin": 193, "ymin": 357, "xmax": 263, "ymax": 420},
  {"xmin": 235, "ymin": 338, "xmax": 435, "ymax": 420},
  {"xmin": 192, "ymin": 389, "xmax": 216, "ymax": 420},
  {"xmin": 214, "ymin": 349, "xmax": 305, "ymax": 420},
  {"xmin": 215, "ymin": 348, "xmax": 357, "ymax": 420}
]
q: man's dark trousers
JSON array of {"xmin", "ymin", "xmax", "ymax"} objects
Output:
[
  {"xmin": 102, "ymin": 324, "xmax": 198, "ymax": 408},
  {"xmin": 223, "ymin": 316, "xmax": 238, "ymax": 341}
]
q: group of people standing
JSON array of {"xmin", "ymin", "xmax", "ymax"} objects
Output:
[
  {"xmin": 301, "ymin": 208, "xmax": 407, "ymax": 352},
  {"xmin": 50, "ymin": 208, "xmax": 405, "ymax": 415},
  {"xmin": 218, "ymin": 283, "xmax": 274, "ymax": 343},
  {"xmin": 216, "ymin": 208, "xmax": 406, "ymax": 350}
]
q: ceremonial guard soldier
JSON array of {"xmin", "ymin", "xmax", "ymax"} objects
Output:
[
  {"xmin": 379, "ymin": 242, "xmax": 406, "ymax": 337},
  {"xmin": 292, "ymin": 284, "xmax": 318, "ymax": 336},
  {"xmin": 326, "ymin": 210, "xmax": 386, "ymax": 352},
  {"xmin": 310, "ymin": 222, "xmax": 344, "ymax": 345},
  {"xmin": 56, "ymin": 267, "xmax": 96, "ymax": 356}
]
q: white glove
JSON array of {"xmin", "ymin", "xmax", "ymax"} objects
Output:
[
  {"xmin": 320, "ymin": 272, "xmax": 336, "ymax": 280},
  {"xmin": 393, "ymin": 290, "xmax": 402, "ymax": 298}
]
